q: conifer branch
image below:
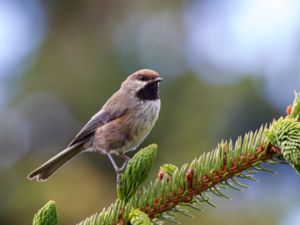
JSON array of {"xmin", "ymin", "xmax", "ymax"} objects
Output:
[
  {"xmin": 125, "ymin": 143, "xmax": 278, "ymax": 222},
  {"xmin": 114, "ymin": 133, "xmax": 280, "ymax": 225}
]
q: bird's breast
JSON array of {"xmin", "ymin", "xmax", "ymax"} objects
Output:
[
  {"xmin": 95, "ymin": 99, "xmax": 160, "ymax": 154},
  {"xmin": 127, "ymin": 99, "xmax": 160, "ymax": 151}
]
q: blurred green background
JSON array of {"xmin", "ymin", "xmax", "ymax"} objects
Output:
[{"xmin": 1, "ymin": 0, "xmax": 300, "ymax": 224}]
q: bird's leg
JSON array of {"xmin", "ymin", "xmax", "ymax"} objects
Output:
[
  {"xmin": 106, "ymin": 153, "xmax": 127, "ymax": 185},
  {"xmin": 118, "ymin": 153, "xmax": 131, "ymax": 172},
  {"xmin": 107, "ymin": 153, "xmax": 132, "ymax": 184},
  {"xmin": 106, "ymin": 153, "xmax": 120, "ymax": 174}
]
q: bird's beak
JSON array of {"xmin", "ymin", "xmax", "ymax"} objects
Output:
[{"xmin": 153, "ymin": 77, "xmax": 163, "ymax": 83}]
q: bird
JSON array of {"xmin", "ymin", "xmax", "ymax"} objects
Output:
[{"xmin": 28, "ymin": 69, "xmax": 162, "ymax": 182}]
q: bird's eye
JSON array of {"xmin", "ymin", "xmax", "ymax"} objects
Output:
[{"xmin": 138, "ymin": 75, "xmax": 148, "ymax": 81}]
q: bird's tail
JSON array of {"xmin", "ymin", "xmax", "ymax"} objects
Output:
[{"xmin": 27, "ymin": 143, "xmax": 83, "ymax": 182}]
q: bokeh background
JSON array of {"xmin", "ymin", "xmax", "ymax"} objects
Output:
[{"xmin": 1, "ymin": 0, "xmax": 300, "ymax": 224}]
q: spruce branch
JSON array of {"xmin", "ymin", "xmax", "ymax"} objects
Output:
[
  {"xmin": 77, "ymin": 93, "xmax": 300, "ymax": 225},
  {"xmin": 79, "ymin": 126, "xmax": 280, "ymax": 225}
]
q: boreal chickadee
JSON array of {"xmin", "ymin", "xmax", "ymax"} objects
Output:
[{"xmin": 28, "ymin": 69, "xmax": 162, "ymax": 181}]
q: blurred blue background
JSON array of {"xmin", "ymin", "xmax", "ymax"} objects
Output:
[{"xmin": 0, "ymin": 0, "xmax": 300, "ymax": 224}]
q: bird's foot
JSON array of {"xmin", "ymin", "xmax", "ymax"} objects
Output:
[
  {"xmin": 118, "ymin": 160, "xmax": 129, "ymax": 173},
  {"xmin": 106, "ymin": 152, "xmax": 131, "ymax": 185},
  {"xmin": 116, "ymin": 160, "xmax": 130, "ymax": 185},
  {"xmin": 115, "ymin": 153, "xmax": 131, "ymax": 173}
]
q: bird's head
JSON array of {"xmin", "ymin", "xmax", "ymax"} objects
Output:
[{"xmin": 122, "ymin": 69, "xmax": 162, "ymax": 101}]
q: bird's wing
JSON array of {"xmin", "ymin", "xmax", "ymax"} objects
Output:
[
  {"xmin": 68, "ymin": 107, "xmax": 128, "ymax": 147},
  {"xmin": 68, "ymin": 89, "xmax": 137, "ymax": 147}
]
